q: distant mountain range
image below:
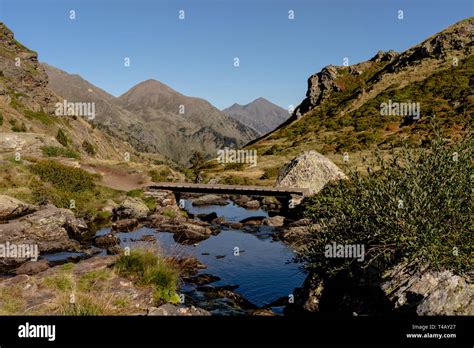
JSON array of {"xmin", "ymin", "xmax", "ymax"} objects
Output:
[
  {"xmin": 222, "ymin": 97, "xmax": 290, "ymax": 135},
  {"xmin": 43, "ymin": 65, "xmax": 260, "ymax": 165}
]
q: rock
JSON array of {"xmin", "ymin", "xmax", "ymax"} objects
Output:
[
  {"xmin": 370, "ymin": 50, "xmax": 398, "ymax": 63},
  {"xmin": 196, "ymin": 212, "xmax": 218, "ymax": 223},
  {"xmin": 294, "ymin": 65, "xmax": 340, "ymax": 118},
  {"xmin": 166, "ymin": 256, "xmax": 207, "ymax": 277},
  {"xmin": 191, "ymin": 194, "xmax": 228, "ymax": 206},
  {"xmin": 148, "ymin": 304, "xmax": 210, "ymax": 316},
  {"xmin": 382, "ymin": 263, "xmax": 474, "ymax": 315},
  {"xmin": 186, "ymin": 273, "xmax": 221, "ymax": 285},
  {"xmin": 0, "ymin": 195, "xmax": 37, "ymax": 221},
  {"xmin": 215, "ymin": 255, "xmax": 226, "ymax": 259},
  {"xmin": 286, "ymin": 273, "xmax": 325, "ymax": 314},
  {"xmin": 112, "ymin": 218, "xmax": 138, "ymax": 232},
  {"xmin": 240, "ymin": 216, "xmax": 266, "ymax": 225},
  {"xmin": 231, "ymin": 195, "xmax": 251, "ymax": 207},
  {"xmin": 260, "ymin": 196, "xmax": 280, "ymax": 210},
  {"xmin": 94, "ymin": 233, "xmax": 120, "ymax": 248},
  {"xmin": 250, "ymin": 308, "xmax": 278, "ymax": 316},
  {"xmin": 14, "ymin": 259, "xmax": 50, "ymax": 275},
  {"xmin": 197, "ymin": 285, "xmax": 258, "ymax": 310},
  {"xmin": 144, "ymin": 190, "xmax": 177, "ymax": 208},
  {"xmin": 137, "ymin": 234, "xmax": 156, "ymax": 243},
  {"xmin": 174, "ymin": 223, "xmax": 213, "ymax": 243},
  {"xmin": 276, "ymin": 151, "xmax": 347, "ymax": 196},
  {"xmin": 245, "ymin": 200, "xmax": 260, "ymax": 209},
  {"xmin": 263, "ymin": 215, "xmax": 285, "ymax": 227},
  {"xmin": 113, "ymin": 197, "xmax": 150, "ymax": 220},
  {"xmin": 106, "ymin": 246, "xmax": 123, "ymax": 255},
  {"xmin": 0, "ymin": 206, "xmax": 86, "ymax": 271}
]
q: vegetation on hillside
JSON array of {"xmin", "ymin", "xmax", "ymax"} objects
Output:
[{"xmin": 298, "ymin": 130, "xmax": 473, "ymax": 277}]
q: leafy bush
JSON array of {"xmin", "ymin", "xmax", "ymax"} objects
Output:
[
  {"xmin": 299, "ymin": 131, "xmax": 472, "ymax": 276},
  {"xmin": 9, "ymin": 119, "xmax": 26, "ymax": 132},
  {"xmin": 115, "ymin": 248, "xmax": 180, "ymax": 305},
  {"xmin": 41, "ymin": 146, "xmax": 80, "ymax": 159},
  {"xmin": 56, "ymin": 128, "xmax": 68, "ymax": 146}
]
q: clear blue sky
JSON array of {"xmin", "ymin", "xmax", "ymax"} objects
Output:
[{"xmin": 0, "ymin": 0, "xmax": 471, "ymax": 110}]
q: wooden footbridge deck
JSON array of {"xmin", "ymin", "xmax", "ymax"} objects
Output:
[{"xmin": 147, "ymin": 182, "xmax": 310, "ymax": 198}]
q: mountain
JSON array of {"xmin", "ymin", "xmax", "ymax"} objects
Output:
[
  {"xmin": 44, "ymin": 68, "xmax": 260, "ymax": 165},
  {"xmin": 204, "ymin": 17, "xmax": 473, "ymax": 185},
  {"xmin": 222, "ymin": 97, "xmax": 290, "ymax": 135},
  {"xmin": 0, "ymin": 23, "xmax": 133, "ymax": 161},
  {"xmin": 117, "ymin": 79, "xmax": 259, "ymax": 164}
]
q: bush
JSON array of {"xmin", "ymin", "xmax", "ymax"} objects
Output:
[
  {"xmin": 82, "ymin": 140, "xmax": 96, "ymax": 156},
  {"xmin": 260, "ymin": 166, "xmax": 280, "ymax": 180},
  {"xmin": 30, "ymin": 160, "xmax": 96, "ymax": 192},
  {"xmin": 115, "ymin": 249, "xmax": 180, "ymax": 305},
  {"xmin": 24, "ymin": 110, "xmax": 55, "ymax": 125},
  {"xmin": 299, "ymin": 130, "xmax": 472, "ymax": 276},
  {"xmin": 149, "ymin": 168, "xmax": 171, "ymax": 182},
  {"xmin": 56, "ymin": 128, "xmax": 68, "ymax": 146},
  {"xmin": 41, "ymin": 146, "xmax": 80, "ymax": 159}
]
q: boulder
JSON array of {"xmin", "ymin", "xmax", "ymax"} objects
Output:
[
  {"xmin": 94, "ymin": 233, "xmax": 120, "ymax": 248},
  {"xmin": 14, "ymin": 259, "xmax": 50, "ymax": 275},
  {"xmin": 0, "ymin": 206, "xmax": 87, "ymax": 271},
  {"xmin": 174, "ymin": 223, "xmax": 213, "ymax": 243},
  {"xmin": 113, "ymin": 197, "xmax": 150, "ymax": 220},
  {"xmin": 191, "ymin": 194, "xmax": 228, "ymax": 206},
  {"xmin": 382, "ymin": 263, "xmax": 474, "ymax": 315},
  {"xmin": 245, "ymin": 200, "xmax": 260, "ymax": 209},
  {"xmin": 276, "ymin": 151, "xmax": 347, "ymax": 196},
  {"xmin": 0, "ymin": 195, "xmax": 37, "ymax": 221},
  {"xmin": 196, "ymin": 212, "xmax": 218, "ymax": 223},
  {"xmin": 112, "ymin": 218, "xmax": 138, "ymax": 232},
  {"xmin": 263, "ymin": 215, "xmax": 285, "ymax": 227}
]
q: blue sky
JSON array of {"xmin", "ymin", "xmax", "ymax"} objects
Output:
[{"xmin": 0, "ymin": 0, "xmax": 471, "ymax": 109}]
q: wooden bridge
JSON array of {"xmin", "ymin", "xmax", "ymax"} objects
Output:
[{"xmin": 147, "ymin": 182, "xmax": 310, "ymax": 198}]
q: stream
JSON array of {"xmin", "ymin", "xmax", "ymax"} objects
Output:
[{"xmin": 46, "ymin": 199, "xmax": 306, "ymax": 314}]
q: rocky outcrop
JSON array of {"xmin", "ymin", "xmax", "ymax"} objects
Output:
[
  {"xmin": 0, "ymin": 23, "xmax": 59, "ymax": 113},
  {"xmin": 0, "ymin": 195, "xmax": 37, "ymax": 221},
  {"xmin": 94, "ymin": 233, "xmax": 120, "ymax": 248},
  {"xmin": 286, "ymin": 273, "xmax": 325, "ymax": 314},
  {"xmin": 0, "ymin": 133, "xmax": 61, "ymax": 156},
  {"xmin": 113, "ymin": 197, "xmax": 150, "ymax": 220},
  {"xmin": 0, "ymin": 204, "xmax": 88, "ymax": 272},
  {"xmin": 293, "ymin": 65, "xmax": 340, "ymax": 118},
  {"xmin": 382, "ymin": 262, "xmax": 474, "ymax": 315},
  {"xmin": 147, "ymin": 214, "xmax": 214, "ymax": 244},
  {"xmin": 276, "ymin": 151, "xmax": 347, "ymax": 196},
  {"xmin": 263, "ymin": 215, "xmax": 285, "ymax": 227}
]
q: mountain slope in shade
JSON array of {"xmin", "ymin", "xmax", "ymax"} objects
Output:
[
  {"xmin": 223, "ymin": 97, "xmax": 290, "ymax": 135},
  {"xmin": 44, "ymin": 67, "xmax": 260, "ymax": 165},
  {"xmin": 0, "ymin": 22, "xmax": 133, "ymax": 161}
]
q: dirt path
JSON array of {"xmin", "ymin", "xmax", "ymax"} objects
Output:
[{"xmin": 81, "ymin": 163, "xmax": 152, "ymax": 191}]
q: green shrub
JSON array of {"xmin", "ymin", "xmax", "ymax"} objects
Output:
[
  {"xmin": 149, "ymin": 168, "xmax": 171, "ymax": 182},
  {"xmin": 30, "ymin": 160, "xmax": 96, "ymax": 192},
  {"xmin": 24, "ymin": 110, "xmax": 55, "ymax": 125},
  {"xmin": 115, "ymin": 249, "xmax": 180, "ymax": 305},
  {"xmin": 260, "ymin": 166, "xmax": 280, "ymax": 180},
  {"xmin": 41, "ymin": 146, "xmax": 80, "ymax": 159},
  {"xmin": 299, "ymin": 130, "xmax": 472, "ymax": 276},
  {"xmin": 56, "ymin": 128, "xmax": 68, "ymax": 146},
  {"xmin": 82, "ymin": 140, "xmax": 96, "ymax": 156}
]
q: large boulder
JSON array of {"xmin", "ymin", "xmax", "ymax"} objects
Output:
[
  {"xmin": 0, "ymin": 206, "xmax": 88, "ymax": 272},
  {"xmin": 276, "ymin": 151, "xmax": 347, "ymax": 196},
  {"xmin": 0, "ymin": 195, "xmax": 37, "ymax": 221},
  {"xmin": 382, "ymin": 263, "xmax": 474, "ymax": 315},
  {"xmin": 113, "ymin": 197, "xmax": 150, "ymax": 220},
  {"xmin": 191, "ymin": 194, "xmax": 228, "ymax": 206}
]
